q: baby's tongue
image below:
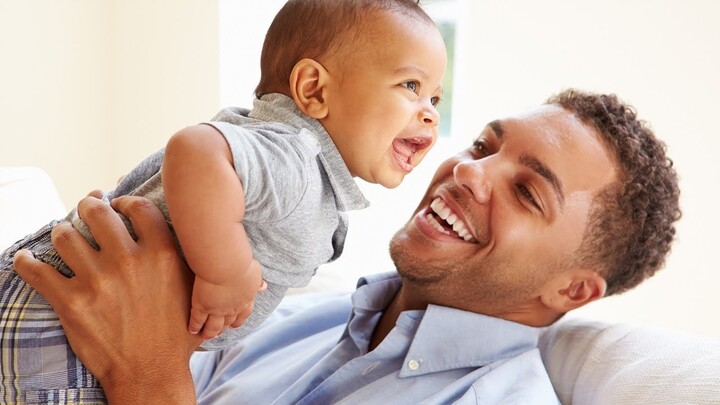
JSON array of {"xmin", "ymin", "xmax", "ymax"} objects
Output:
[{"xmin": 392, "ymin": 139, "xmax": 412, "ymax": 160}]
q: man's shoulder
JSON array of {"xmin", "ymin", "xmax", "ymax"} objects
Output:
[{"xmin": 467, "ymin": 348, "xmax": 559, "ymax": 404}]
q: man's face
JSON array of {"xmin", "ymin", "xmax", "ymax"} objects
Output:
[
  {"xmin": 319, "ymin": 10, "xmax": 446, "ymax": 188},
  {"xmin": 389, "ymin": 105, "xmax": 618, "ymax": 316}
]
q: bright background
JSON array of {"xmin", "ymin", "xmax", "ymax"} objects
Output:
[{"xmin": 1, "ymin": 0, "xmax": 719, "ymax": 337}]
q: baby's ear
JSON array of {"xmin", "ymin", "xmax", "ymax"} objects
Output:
[
  {"xmin": 289, "ymin": 58, "xmax": 329, "ymax": 119},
  {"xmin": 539, "ymin": 269, "xmax": 607, "ymax": 313}
]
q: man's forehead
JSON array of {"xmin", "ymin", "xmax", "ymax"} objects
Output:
[
  {"xmin": 482, "ymin": 105, "xmax": 585, "ymax": 145},
  {"xmin": 512, "ymin": 104, "xmax": 565, "ymax": 120}
]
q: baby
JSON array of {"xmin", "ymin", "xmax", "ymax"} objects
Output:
[{"xmin": 0, "ymin": 0, "xmax": 446, "ymax": 401}]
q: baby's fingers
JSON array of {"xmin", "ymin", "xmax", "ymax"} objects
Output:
[
  {"xmin": 188, "ymin": 308, "xmax": 208, "ymax": 335},
  {"xmin": 230, "ymin": 300, "xmax": 255, "ymax": 328},
  {"xmin": 230, "ymin": 312, "xmax": 249, "ymax": 329},
  {"xmin": 199, "ymin": 315, "xmax": 224, "ymax": 340}
]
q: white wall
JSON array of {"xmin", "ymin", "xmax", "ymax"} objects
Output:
[
  {"xmin": 106, "ymin": 0, "xmax": 220, "ymax": 188},
  {"xmin": 0, "ymin": 0, "xmax": 220, "ymax": 208},
  {"xmin": 0, "ymin": 1, "xmax": 112, "ymax": 207}
]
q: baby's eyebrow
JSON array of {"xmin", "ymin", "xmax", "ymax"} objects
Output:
[{"xmin": 394, "ymin": 65, "xmax": 429, "ymax": 80}]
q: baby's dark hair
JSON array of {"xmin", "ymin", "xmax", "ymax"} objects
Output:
[
  {"xmin": 548, "ymin": 89, "xmax": 681, "ymax": 296},
  {"xmin": 255, "ymin": 0, "xmax": 433, "ymax": 98}
]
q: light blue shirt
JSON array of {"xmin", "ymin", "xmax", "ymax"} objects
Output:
[{"xmin": 190, "ymin": 273, "xmax": 560, "ymax": 404}]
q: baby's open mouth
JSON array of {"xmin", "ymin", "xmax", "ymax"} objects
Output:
[{"xmin": 392, "ymin": 137, "xmax": 433, "ymax": 169}]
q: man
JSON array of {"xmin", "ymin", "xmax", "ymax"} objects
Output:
[{"xmin": 14, "ymin": 90, "xmax": 680, "ymax": 404}]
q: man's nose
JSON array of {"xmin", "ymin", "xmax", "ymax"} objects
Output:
[
  {"xmin": 453, "ymin": 160, "xmax": 492, "ymax": 204},
  {"xmin": 419, "ymin": 100, "xmax": 440, "ymax": 126}
]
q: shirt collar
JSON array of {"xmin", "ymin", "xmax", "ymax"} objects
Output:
[
  {"xmin": 250, "ymin": 93, "xmax": 369, "ymax": 212},
  {"xmin": 352, "ymin": 272, "xmax": 403, "ymax": 311},
  {"xmin": 338, "ymin": 273, "xmax": 402, "ymax": 351},
  {"xmin": 399, "ymin": 305, "xmax": 541, "ymax": 377},
  {"xmin": 347, "ymin": 272, "xmax": 542, "ymax": 377}
]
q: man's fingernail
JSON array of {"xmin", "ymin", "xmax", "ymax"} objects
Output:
[{"xmin": 13, "ymin": 250, "xmax": 32, "ymax": 262}]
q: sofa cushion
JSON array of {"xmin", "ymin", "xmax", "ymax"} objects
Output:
[
  {"xmin": 540, "ymin": 318, "xmax": 720, "ymax": 404},
  {"xmin": 0, "ymin": 167, "xmax": 66, "ymax": 250}
]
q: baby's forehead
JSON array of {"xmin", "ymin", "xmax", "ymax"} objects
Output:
[
  {"xmin": 330, "ymin": 10, "xmax": 441, "ymax": 59},
  {"xmin": 338, "ymin": 6, "xmax": 436, "ymax": 44}
]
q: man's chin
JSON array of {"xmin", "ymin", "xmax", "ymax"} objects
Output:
[
  {"xmin": 389, "ymin": 234, "xmax": 447, "ymax": 286},
  {"xmin": 395, "ymin": 267, "xmax": 447, "ymax": 286}
]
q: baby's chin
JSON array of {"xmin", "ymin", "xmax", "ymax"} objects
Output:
[
  {"xmin": 371, "ymin": 171, "xmax": 405, "ymax": 189},
  {"xmin": 371, "ymin": 175, "xmax": 402, "ymax": 189}
]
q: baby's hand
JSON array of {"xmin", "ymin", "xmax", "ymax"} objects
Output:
[{"xmin": 188, "ymin": 260, "xmax": 266, "ymax": 340}]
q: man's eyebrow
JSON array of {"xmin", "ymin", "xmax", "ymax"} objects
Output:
[{"xmin": 519, "ymin": 154, "xmax": 565, "ymax": 208}]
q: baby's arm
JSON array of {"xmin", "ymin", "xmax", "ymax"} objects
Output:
[{"xmin": 162, "ymin": 124, "xmax": 265, "ymax": 340}]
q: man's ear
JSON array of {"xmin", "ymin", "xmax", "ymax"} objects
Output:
[
  {"xmin": 289, "ymin": 58, "xmax": 330, "ymax": 119},
  {"xmin": 539, "ymin": 269, "xmax": 607, "ymax": 313}
]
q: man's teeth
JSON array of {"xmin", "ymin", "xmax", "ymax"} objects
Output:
[
  {"xmin": 428, "ymin": 198, "xmax": 475, "ymax": 241},
  {"xmin": 425, "ymin": 213, "xmax": 451, "ymax": 235}
]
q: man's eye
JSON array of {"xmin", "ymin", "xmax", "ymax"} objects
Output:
[
  {"xmin": 516, "ymin": 184, "xmax": 540, "ymax": 209},
  {"xmin": 402, "ymin": 81, "xmax": 419, "ymax": 93},
  {"xmin": 472, "ymin": 140, "xmax": 489, "ymax": 157}
]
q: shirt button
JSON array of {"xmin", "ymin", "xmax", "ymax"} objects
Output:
[
  {"xmin": 305, "ymin": 133, "xmax": 318, "ymax": 147},
  {"xmin": 408, "ymin": 359, "xmax": 420, "ymax": 371}
]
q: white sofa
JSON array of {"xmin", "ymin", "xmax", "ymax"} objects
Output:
[
  {"xmin": 0, "ymin": 167, "xmax": 67, "ymax": 250},
  {"xmin": 2, "ymin": 167, "xmax": 719, "ymax": 404},
  {"xmin": 540, "ymin": 319, "xmax": 720, "ymax": 404}
]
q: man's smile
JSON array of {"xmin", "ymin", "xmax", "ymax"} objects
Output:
[{"xmin": 427, "ymin": 197, "xmax": 476, "ymax": 241}]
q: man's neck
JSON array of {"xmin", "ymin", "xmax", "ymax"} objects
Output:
[{"xmin": 368, "ymin": 284, "xmax": 426, "ymax": 351}]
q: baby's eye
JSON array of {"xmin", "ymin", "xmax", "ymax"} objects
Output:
[
  {"xmin": 402, "ymin": 81, "xmax": 419, "ymax": 93},
  {"xmin": 431, "ymin": 96, "xmax": 441, "ymax": 107}
]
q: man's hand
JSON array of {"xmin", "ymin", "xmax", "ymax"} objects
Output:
[
  {"xmin": 188, "ymin": 260, "xmax": 266, "ymax": 339},
  {"xmin": 13, "ymin": 195, "xmax": 200, "ymax": 404}
]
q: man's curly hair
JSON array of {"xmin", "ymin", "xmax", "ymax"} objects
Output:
[{"xmin": 547, "ymin": 90, "xmax": 681, "ymax": 296}]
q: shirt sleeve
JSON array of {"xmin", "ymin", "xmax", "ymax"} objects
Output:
[{"xmin": 203, "ymin": 121, "xmax": 320, "ymax": 222}]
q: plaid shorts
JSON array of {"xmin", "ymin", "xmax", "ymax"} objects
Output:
[{"xmin": 0, "ymin": 221, "xmax": 106, "ymax": 404}]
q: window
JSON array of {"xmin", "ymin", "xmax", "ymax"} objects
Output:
[{"xmin": 424, "ymin": 0, "xmax": 463, "ymax": 137}]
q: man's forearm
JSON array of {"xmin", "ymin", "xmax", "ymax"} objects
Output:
[{"xmin": 103, "ymin": 366, "xmax": 196, "ymax": 404}]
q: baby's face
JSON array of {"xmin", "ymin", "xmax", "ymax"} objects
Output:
[{"xmin": 319, "ymin": 10, "xmax": 447, "ymax": 189}]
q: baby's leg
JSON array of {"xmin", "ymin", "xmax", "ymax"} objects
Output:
[{"xmin": 0, "ymin": 222, "xmax": 106, "ymax": 404}]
